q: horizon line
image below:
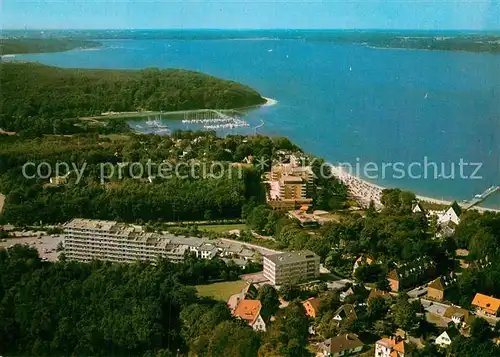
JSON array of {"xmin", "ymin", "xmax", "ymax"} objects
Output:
[{"xmin": 2, "ymin": 27, "xmax": 499, "ymax": 32}]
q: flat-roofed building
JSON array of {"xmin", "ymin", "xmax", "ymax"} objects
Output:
[
  {"xmin": 267, "ymin": 162, "xmax": 314, "ymax": 211},
  {"xmin": 63, "ymin": 218, "xmax": 219, "ymax": 264},
  {"xmin": 263, "ymin": 250, "xmax": 320, "ymax": 286}
]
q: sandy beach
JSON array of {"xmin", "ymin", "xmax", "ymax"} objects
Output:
[
  {"xmin": 262, "ymin": 97, "xmax": 278, "ymax": 107},
  {"xmin": 331, "ymin": 165, "xmax": 500, "ymax": 212}
]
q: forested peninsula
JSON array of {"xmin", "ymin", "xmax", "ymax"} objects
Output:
[
  {"xmin": 0, "ymin": 62, "xmax": 266, "ymax": 136},
  {"xmin": 0, "ymin": 38, "xmax": 101, "ymax": 55}
]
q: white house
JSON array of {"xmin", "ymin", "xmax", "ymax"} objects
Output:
[
  {"xmin": 412, "ymin": 202, "xmax": 425, "ymax": 214},
  {"xmin": 437, "ymin": 202, "xmax": 462, "ymax": 226},
  {"xmin": 435, "ymin": 328, "xmax": 459, "ymax": 348}
]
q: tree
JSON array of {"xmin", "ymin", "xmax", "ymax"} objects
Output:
[
  {"xmin": 376, "ymin": 277, "xmax": 391, "ymax": 292},
  {"xmin": 279, "ymin": 284, "xmax": 301, "ymax": 302},
  {"xmin": 258, "ymin": 284, "xmax": 280, "ymax": 320},
  {"xmin": 392, "ymin": 295, "xmax": 419, "ymax": 331},
  {"xmin": 354, "ymin": 264, "xmax": 383, "ymax": 283},
  {"xmin": 368, "ymin": 296, "xmax": 389, "ymax": 321},
  {"xmin": 207, "ymin": 320, "xmax": 260, "ymax": 357},
  {"xmin": 261, "ymin": 302, "xmax": 311, "ymax": 357},
  {"xmin": 470, "ymin": 317, "xmax": 491, "ymax": 341}
]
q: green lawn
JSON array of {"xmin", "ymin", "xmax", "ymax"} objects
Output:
[
  {"xmin": 195, "ymin": 280, "xmax": 247, "ymax": 301},
  {"xmin": 199, "ymin": 223, "xmax": 248, "ymax": 233}
]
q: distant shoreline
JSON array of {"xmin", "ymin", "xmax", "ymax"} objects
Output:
[{"xmin": 79, "ymin": 96, "xmax": 277, "ymax": 121}]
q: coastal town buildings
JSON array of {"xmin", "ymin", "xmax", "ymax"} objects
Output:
[
  {"xmin": 319, "ymin": 334, "xmax": 364, "ymax": 357},
  {"xmin": 333, "ymin": 304, "xmax": 357, "ymax": 328},
  {"xmin": 387, "ymin": 256, "xmax": 436, "ymax": 292},
  {"xmin": 375, "ymin": 336, "xmax": 406, "ymax": 357},
  {"xmin": 232, "ymin": 299, "xmax": 267, "ymax": 332},
  {"xmin": 287, "ymin": 209, "xmax": 336, "ymax": 227},
  {"xmin": 471, "ymin": 293, "xmax": 500, "ymax": 317},
  {"xmin": 434, "ymin": 327, "xmax": 460, "ymax": 348},
  {"xmin": 263, "ymin": 250, "xmax": 320, "ymax": 286},
  {"xmin": 227, "ymin": 282, "xmax": 259, "ymax": 312},
  {"xmin": 436, "ymin": 201, "xmax": 462, "ymax": 226},
  {"xmin": 303, "ymin": 296, "xmax": 323, "ymax": 318},
  {"xmin": 444, "ymin": 306, "xmax": 471, "ymax": 327},
  {"xmin": 267, "ymin": 161, "xmax": 314, "ymax": 210},
  {"xmin": 353, "ymin": 255, "xmax": 376, "ymax": 275},
  {"xmin": 426, "ymin": 274, "xmax": 457, "ymax": 302},
  {"xmin": 63, "ymin": 218, "xmax": 256, "ymax": 264}
]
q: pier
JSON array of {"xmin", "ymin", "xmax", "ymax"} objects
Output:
[{"xmin": 462, "ymin": 186, "xmax": 499, "ymax": 210}]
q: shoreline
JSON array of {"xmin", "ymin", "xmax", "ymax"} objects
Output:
[
  {"xmin": 78, "ymin": 97, "xmax": 276, "ymax": 121},
  {"xmin": 330, "ymin": 165, "xmax": 500, "ymax": 213},
  {"xmin": 262, "ymin": 97, "xmax": 278, "ymax": 107}
]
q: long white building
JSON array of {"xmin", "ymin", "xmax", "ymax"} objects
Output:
[
  {"xmin": 63, "ymin": 218, "xmax": 221, "ymax": 263},
  {"xmin": 263, "ymin": 250, "xmax": 320, "ymax": 286}
]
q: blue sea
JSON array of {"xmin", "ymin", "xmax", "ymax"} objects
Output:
[{"xmin": 12, "ymin": 32, "xmax": 500, "ymax": 208}]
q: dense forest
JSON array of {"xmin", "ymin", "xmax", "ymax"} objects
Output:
[
  {"xmin": 0, "ymin": 38, "xmax": 101, "ymax": 55},
  {"xmin": 0, "ymin": 245, "xmax": 260, "ymax": 356},
  {"xmin": 0, "ymin": 132, "xmax": 342, "ymax": 226},
  {"xmin": 0, "ymin": 62, "xmax": 266, "ymax": 135}
]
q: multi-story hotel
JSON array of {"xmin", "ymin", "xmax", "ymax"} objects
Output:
[
  {"xmin": 263, "ymin": 250, "xmax": 320, "ymax": 286},
  {"xmin": 267, "ymin": 162, "xmax": 314, "ymax": 210},
  {"xmin": 63, "ymin": 218, "xmax": 220, "ymax": 263}
]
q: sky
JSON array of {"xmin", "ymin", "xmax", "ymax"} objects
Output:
[{"xmin": 1, "ymin": 0, "xmax": 499, "ymax": 30}]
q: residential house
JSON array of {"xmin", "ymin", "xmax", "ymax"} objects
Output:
[
  {"xmin": 232, "ymin": 299, "xmax": 266, "ymax": 332},
  {"xmin": 319, "ymin": 334, "xmax": 364, "ymax": 357},
  {"xmin": 437, "ymin": 201, "xmax": 462, "ymax": 226},
  {"xmin": 340, "ymin": 287, "xmax": 355, "ymax": 302},
  {"xmin": 471, "ymin": 293, "xmax": 500, "ymax": 317},
  {"xmin": 435, "ymin": 326, "xmax": 460, "ymax": 348},
  {"xmin": 353, "ymin": 256, "xmax": 376, "ymax": 275},
  {"xmin": 412, "ymin": 202, "xmax": 425, "ymax": 214},
  {"xmin": 387, "ymin": 256, "xmax": 436, "ymax": 292},
  {"xmin": 426, "ymin": 273, "xmax": 457, "ymax": 302},
  {"xmin": 340, "ymin": 284, "xmax": 369, "ymax": 302},
  {"xmin": 444, "ymin": 306, "xmax": 471, "ymax": 327},
  {"xmin": 303, "ymin": 297, "xmax": 323, "ymax": 318},
  {"xmin": 375, "ymin": 336, "xmax": 406, "ymax": 357},
  {"xmin": 227, "ymin": 282, "xmax": 259, "ymax": 311},
  {"xmin": 333, "ymin": 304, "xmax": 357, "ymax": 328}
]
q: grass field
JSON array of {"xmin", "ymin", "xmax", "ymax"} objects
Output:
[
  {"xmin": 195, "ymin": 280, "xmax": 247, "ymax": 301},
  {"xmin": 199, "ymin": 223, "xmax": 248, "ymax": 233}
]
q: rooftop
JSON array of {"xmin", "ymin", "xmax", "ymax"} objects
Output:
[
  {"xmin": 471, "ymin": 293, "xmax": 500, "ymax": 313},
  {"xmin": 321, "ymin": 334, "xmax": 363, "ymax": 354},
  {"xmin": 232, "ymin": 299, "xmax": 262, "ymax": 324},
  {"xmin": 265, "ymin": 250, "xmax": 319, "ymax": 265},
  {"xmin": 303, "ymin": 296, "xmax": 322, "ymax": 312}
]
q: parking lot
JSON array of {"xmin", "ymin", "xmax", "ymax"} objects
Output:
[{"xmin": 0, "ymin": 234, "xmax": 64, "ymax": 262}]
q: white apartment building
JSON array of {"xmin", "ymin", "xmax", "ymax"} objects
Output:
[
  {"xmin": 63, "ymin": 218, "xmax": 218, "ymax": 263},
  {"xmin": 263, "ymin": 250, "xmax": 320, "ymax": 286}
]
